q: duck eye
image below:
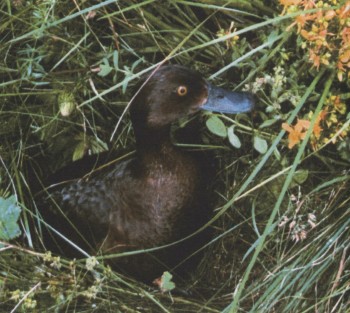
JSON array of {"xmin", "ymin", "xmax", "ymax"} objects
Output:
[{"xmin": 177, "ymin": 85, "xmax": 188, "ymax": 96}]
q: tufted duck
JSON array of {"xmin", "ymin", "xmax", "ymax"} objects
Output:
[{"xmin": 40, "ymin": 65, "xmax": 254, "ymax": 281}]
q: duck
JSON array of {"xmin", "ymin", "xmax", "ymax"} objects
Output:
[{"xmin": 40, "ymin": 65, "xmax": 254, "ymax": 282}]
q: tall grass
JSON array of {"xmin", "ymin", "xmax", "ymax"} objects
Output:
[{"xmin": 1, "ymin": 0, "xmax": 349, "ymax": 312}]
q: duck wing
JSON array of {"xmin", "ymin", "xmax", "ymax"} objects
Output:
[{"xmin": 38, "ymin": 159, "xmax": 132, "ymax": 256}]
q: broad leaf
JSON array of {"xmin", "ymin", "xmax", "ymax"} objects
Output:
[
  {"xmin": 98, "ymin": 58, "xmax": 113, "ymax": 77},
  {"xmin": 254, "ymin": 136, "xmax": 268, "ymax": 154},
  {"xmin": 154, "ymin": 271, "xmax": 176, "ymax": 293},
  {"xmin": 0, "ymin": 195, "xmax": 21, "ymax": 242},
  {"xmin": 228, "ymin": 126, "xmax": 241, "ymax": 149},
  {"xmin": 206, "ymin": 115, "xmax": 227, "ymax": 138}
]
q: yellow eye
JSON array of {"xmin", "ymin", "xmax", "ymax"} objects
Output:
[{"xmin": 177, "ymin": 85, "xmax": 188, "ymax": 96}]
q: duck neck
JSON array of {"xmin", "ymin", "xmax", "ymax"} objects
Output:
[{"xmin": 133, "ymin": 124, "xmax": 177, "ymax": 157}]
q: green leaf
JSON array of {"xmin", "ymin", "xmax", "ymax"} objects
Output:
[
  {"xmin": 267, "ymin": 30, "xmax": 280, "ymax": 47},
  {"xmin": 131, "ymin": 57, "xmax": 143, "ymax": 71},
  {"xmin": 273, "ymin": 148, "xmax": 282, "ymax": 161},
  {"xmin": 58, "ymin": 92, "xmax": 76, "ymax": 117},
  {"xmin": 121, "ymin": 76, "xmax": 132, "ymax": 94},
  {"xmin": 113, "ymin": 50, "xmax": 119, "ymax": 71},
  {"xmin": 227, "ymin": 126, "xmax": 241, "ymax": 149},
  {"xmin": 98, "ymin": 58, "xmax": 113, "ymax": 77},
  {"xmin": 291, "ymin": 170, "xmax": 309, "ymax": 187},
  {"xmin": 0, "ymin": 195, "xmax": 21, "ymax": 242},
  {"xmin": 157, "ymin": 271, "xmax": 176, "ymax": 293},
  {"xmin": 72, "ymin": 141, "xmax": 86, "ymax": 161},
  {"xmin": 90, "ymin": 138, "xmax": 108, "ymax": 154},
  {"xmin": 253, "ymin": 136, "xmax": 268, "ymax": 154},
  {"xmin": 259, "ymin": 118, "xmax": 279, "ymax": 129},
  {"xmin": 206, "ymin": 115, "xmax": 227, "ymax": 138}
]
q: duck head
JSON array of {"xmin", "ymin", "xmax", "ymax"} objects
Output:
[{"xmin": 130, "ymin": 65, "xmax": 254, "ymax": 144}]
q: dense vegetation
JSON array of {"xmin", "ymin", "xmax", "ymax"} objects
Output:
[{"xmin": 0, "ymin": 0, "xmax": 349, "ymax": 312}]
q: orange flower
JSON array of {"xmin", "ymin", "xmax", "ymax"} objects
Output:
[
  {"xmin": 324, "ymin": 10, "xmax": 336, "ymax": 21},
  {"xmin": 279, "ymin": 0, "xmax": 300, "ymax": 4},
  {"xmin": 309, "ymin": 48, "xmax": 321, "ymax": 69},
  {"xmin": 280, "ymin": 0, "xmax": 350, "ymax": 80},
  {"xmin": 279, "ymin": 0, "xmax": 302, "ymax": 15},
  {"xmin": 288, "ymin": 13, "xmax": 314, "ymax": 32},
  {"xmin": 339, "ymin": 49, "xmax": 350, "ymax": 63},
  {"xmin": 282, "ymin": 112, "xmax": 327, "ymax": 149},
  {"xmin": 301, "ymin": 0, "xmax": 316, "ymax": 10},
  {"xmin": 341, "ymin": 27, "xmax": 350, "ymax": 43},
  {"xmin": 282, "ymin": 119, "xmax": 310, "ymax": 149},
  {"xmin": 312, "ymin": 111, "xmax": 325, "ymax": 138},
  {"xmin": 337, "ymin": 2, "xmax": 350, "ymax": 20}
]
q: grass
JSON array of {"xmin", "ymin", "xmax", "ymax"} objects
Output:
[{"xmin": 1, "ymin": 0, "xmax": 350, "ymax": 312}]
